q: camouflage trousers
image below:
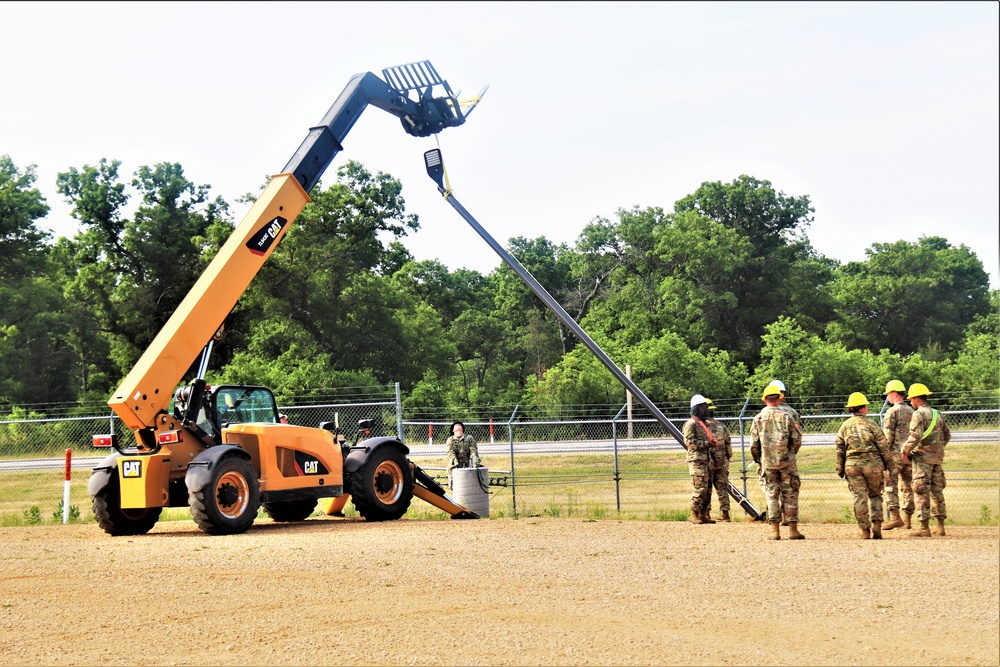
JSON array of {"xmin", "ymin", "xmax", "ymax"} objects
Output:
[
  {"xmin": 845, "ymin": 463, "xmax": 885, "ymax": 530},
  {"xmin": 759, "ymin": 464, "xmax": 798, "ymax": 521},
  {"xmin": 762, "ymin": 467, "xmax": 799, "ymax": 523},
  {"xmin": 709, "ymin": 463, "xmax": 731, "ymax": 513},
  {"xmin": 688, "ymin": 462, "xmax": 712, "ymax": 514},
  {"xmin": 912, "ymin": 460, "xmax": 947, "ymax": 522},
  {"xmin": 884, "ymin": 452, "xmax": 914, "ymax": 515}
]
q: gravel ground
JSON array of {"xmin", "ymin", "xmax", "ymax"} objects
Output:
[{"xmin": 0, "ymin": 518, "xmax": 997, "ymax": 666}]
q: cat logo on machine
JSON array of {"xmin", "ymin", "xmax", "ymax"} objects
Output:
[
  {"xmin": 246, "ymin": 216, "xmax": 288, "ymax": 256},
  {"xmin": 294, "ymin": 451, "xmax": 327, "ymax": 476},
  {"xmin": 122, "ymin": 460, "xmax": 143, "ymax": 478}
]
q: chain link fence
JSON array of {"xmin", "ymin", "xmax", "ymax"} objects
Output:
[{"xmin": 2, "ymin": 389, "xmax": 997, "ymax": 526}]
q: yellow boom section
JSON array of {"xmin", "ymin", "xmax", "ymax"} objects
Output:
[{"xmin": 109, "ymin": 174, "xmax": 311, "ymax": 430}]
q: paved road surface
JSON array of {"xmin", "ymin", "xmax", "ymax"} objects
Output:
[{"xmin": 2, "ymin": 430, "xmax": 997, "ymax": 472}]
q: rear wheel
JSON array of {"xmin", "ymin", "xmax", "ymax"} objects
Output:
[
  {"xmin": 262, "ymin": 499, "xmax": 317, "ymax": 522},
  {"xmin": 189, "ymin": 457, "xmax": 260, "ymax": 535},
  {"xmin": 349, "ymin": 444, "xmax": 413, "ymax": 522},
  {"xmin": 92, "ymin": 473, "xmax": 161, "ymax": 536}
]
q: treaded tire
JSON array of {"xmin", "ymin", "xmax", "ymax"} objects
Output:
[
  {"xmin": 262, "ymin": 499, "xmax": 317, "ymax": 522},
  {"xmin": 350, "ymin": 443, "xmax": 413, "ymax": 522},
  {"xmin": 189, "ymin": 456, "xmax": 260, "ymax": 535},
  {"xmin": 92, "ymin": 473, "xmax": 161, "ymax": 536}
]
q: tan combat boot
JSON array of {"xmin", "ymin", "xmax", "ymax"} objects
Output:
[
  {"xmin": 911, "ymin": 519, "xmax": 931, "ymax": 537},
  {"xmin": 701, "ymin": 511, "xmax": 716, "ymax": 524},
  {"xmin": 934, "ymin": 518, "xmax": 946, "ymax": 536},
  {"xmin": 688, "ymin": 509, "xmax": 705, "ymax": 524},
  {"xmin": 769, "ymin": 521, "xmax": 781, "ymax": 540},
  {"xmin": 883, "ymin": 509, "xmax": 904, "ymax": 530},
  {"xmin": 859, "ymin": 526, "xmax": 871, "ymax": 539},
  {"xmin": 720, "ymin": 511, "xmax": 731, "ymax": 522},
  {"xmin": 902, "ymin": 511, "xmax": 912, "ymax": 529},
  {"xmin": 871, "ymin": 521, "xmax": 882, "ymax": 540},
  {"xmin": 787, "ymin": 521, "xmax": 805, "ymax": 540}
]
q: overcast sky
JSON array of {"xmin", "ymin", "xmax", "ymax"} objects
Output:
[{"xmin": 3, "ymin": 1, "xmax": 998, "ymax": 289}]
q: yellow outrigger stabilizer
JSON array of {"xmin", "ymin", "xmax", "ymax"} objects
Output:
[{"xmin": 320, "ymin": 463, "xmax": 479, "ymax": 519}]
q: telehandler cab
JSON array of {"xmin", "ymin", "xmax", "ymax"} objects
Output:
[{"xmin": 88, "ymin": 61, "xmax": 486, "ymax": 535}]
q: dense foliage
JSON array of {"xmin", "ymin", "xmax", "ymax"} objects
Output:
[{"xmin": 0, "ymin": 154, "xmax": 996, "ymax": 416}]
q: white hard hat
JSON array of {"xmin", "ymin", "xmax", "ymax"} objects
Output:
[
  {"xmin": 769, "ymin": 379, "xmax": 786, "ymax": 392},
  {"xmin": 690, "ymin": 394, "xmax": 708, "ymax": 409}
]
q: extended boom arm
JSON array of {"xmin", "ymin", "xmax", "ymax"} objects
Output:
[{"xmin": 109, "ymin": 62, "xmax": 482, "ymax": 441}]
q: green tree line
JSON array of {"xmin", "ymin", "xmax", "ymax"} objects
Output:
[{"xmin": 1, "ymin": 154, "xmax": 996, "ymax": 418}]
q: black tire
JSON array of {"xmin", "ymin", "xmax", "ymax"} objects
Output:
[
  {"xmin": 262, "ymin": 499, "xmax": 316, "ymax": 522},
  {"xmin": 92, "ymin": 473, "xmax": 161, "ymax": 536},
  {"xmin": 189, "ymin": 456, "xmax": 260, "ymax": 535},
  {"xmin": 349, "ymin": 443, "xmax": 413, "ymax": 522}
]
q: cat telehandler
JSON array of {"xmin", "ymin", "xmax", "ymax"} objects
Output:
[{"xmin": 88, "ymin": 61, "xmax": 486, "ymax": 535}]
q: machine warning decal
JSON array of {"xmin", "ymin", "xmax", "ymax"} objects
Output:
[
  {"xmin": 294, "ymin": 451, "xmax": 327, "ymax": 476},
  {"xmin": 246, "ymin": 216, "xmax": 287, "ymax": 256},
  {"xmin": 122, "ymin": 460, "xmax": 143, "ymax": 478}
]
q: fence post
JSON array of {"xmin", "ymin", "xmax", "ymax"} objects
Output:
[
  {"xmin": 612, "ymin": 403, "xmax": 627, "ymax": 513},
  {"xmin": 508, "ymin": 405, "xmax": 519, "ymax": 519},
  {"xmin": 394, "ymin": 383, "xmax": 404, "ymax": 442},
  {"xmin": 737, "ymin": 397, "xmax": 751, "ymax": 497}
]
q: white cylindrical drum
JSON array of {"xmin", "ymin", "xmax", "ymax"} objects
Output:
[{"xmin": 452, "ymin": 466, "xmax": 489, "ymax": 518}]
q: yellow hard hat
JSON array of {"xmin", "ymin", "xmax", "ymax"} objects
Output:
[
  {"xmin": 761, "ymin": 384, "xmax": 784, "ymax": 401},
  {"xmin": 907, "ymin": 383, "xmax": 932, "ymax": 399},
  {"xmin": 706, "ymin": 398, "xmax": 716, "ymax": 411},
  {"xmin": 884, "ymin": 379, "xmax": 906, "ymax": 395},
  {"xmin": 846, "ymin": 392, "xmax": 868, "ymax": 409}
]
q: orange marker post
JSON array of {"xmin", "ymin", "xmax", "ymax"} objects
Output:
[
  {"xmin": 62, "ymin": 449, "xmax": 72, "ymax": 524},
  {"xmin": 489, "ymin": 418, "xmax": 495, "ymax": 444},
  {"xmin": 428, "ymin": 423, "xmax": 433, "ymax": 446}
]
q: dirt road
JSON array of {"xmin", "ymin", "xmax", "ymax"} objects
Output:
[{"xmin": 1, "ymin": 518, "xmax": 997, "ymax": 666}]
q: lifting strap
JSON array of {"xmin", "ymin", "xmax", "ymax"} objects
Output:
[{"xmin": 922, "ymin": 409, "xmax": 939, "ymax": 440}]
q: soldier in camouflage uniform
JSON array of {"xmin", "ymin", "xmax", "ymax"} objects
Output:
[
  {"xmin": 705, "ymin": 398, "xmax": 733, "ymax": 522},
  {"xmin": 683, "ymin": 394, "xmax": 717, "ymax": 524},
  {"xmin": 881, "ymin": 380, "xmax": 914, "ymax": 530},
  {"xmin": 750, "ymin": 384, "xmax": 804, "ymax": 540},
  {"xmin": 901, "ymin": 384, "xmax": 951, "ymax": 537},
  {"xmin": 446, "ymin": 421, "xmax": 481, "ymax": 490},
  {"xmin": 836, "ymin": 392, "xmax": 895, "ymax": 539},
  {"xmin": 769, "ymin": 379, "xmax": 801, "ymax": 525}
]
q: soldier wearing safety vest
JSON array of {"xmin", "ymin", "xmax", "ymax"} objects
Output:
[
  {"xmin": 881, "ymin": 380, "xmax": 914, "ymax": 530},
  {"xmin": 901, "ymin": 383, "xmax": 951, "ymax": 537},
  {"xmin": 835, "ymin": 392, "xmax": 894, "ymax": 539},
  {"xmin": 683, "ymin": 394, "xmax": 717, "ymax": 524},
  {"xmin": 705, "ymin": 398, "xmax": 733, "ymax": 522}
]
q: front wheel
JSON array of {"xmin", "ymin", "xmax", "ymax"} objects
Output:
[
  {"xmin": 92, "ymin": 473, "xmax": 161, "ymax": 536},
  {"xmin": 349, "ymin": 444, "xmax": 413, "ymax": 522},
  {"xmin": 189, "ymin": 457, "xmax": 260, "ymax": 535}
]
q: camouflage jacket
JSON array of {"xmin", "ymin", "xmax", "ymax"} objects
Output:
[
  {"xmin": 749, "ymin": 405, "xmax": 801, "ymax": 470},
  {"xmin": 683, "ymin": 417, "xmax": 715, "ymax": 465},
  {"xmin": 778, "ymin": 401, "xmax": 801, "ymax": 429},
  {"xmin": 835, "ymin": 415, "xmax": 893, "ymax": 471},
  {"xmin": 446, "ymin": 434, "xmax": 480, "ymax": 470},
  {"xmin": 706, "ymin": 418, "xmax": 732, "ymax": 469},
  {"xmin": 881, "ymin": 403, "xmax": 913, "ymax": 452},
  {"xmin": 903, "ymin": 405, "xmax": 950, "ymax": 464}
]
